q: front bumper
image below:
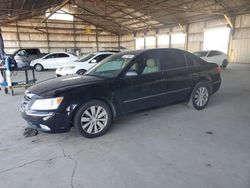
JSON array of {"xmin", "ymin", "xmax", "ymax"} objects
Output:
[
  {"xmin": 21, "ymin": 110, "xmax": 72, "ymax": 133},
  {"xmin": 55, "ymin": 69, "xmax": 76, "ymax": 77},
  {"xmin": 212, "ymin": 79, "xmax": 221, "ymax": 94}
]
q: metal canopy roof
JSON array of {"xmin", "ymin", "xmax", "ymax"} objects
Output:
[{"xmin": 1, "ymin": 0, "xmax": 250, "ymax": 34}]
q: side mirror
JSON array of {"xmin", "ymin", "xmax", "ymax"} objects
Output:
[
  {"xmin": 90, "ymin": 59, "xmax": 97, "ymax": 63},
  {"xmin": 126, "ymin": 70, "xmax": 138, "ymax": 77}
]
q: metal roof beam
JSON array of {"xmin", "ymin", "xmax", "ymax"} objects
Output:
[
  {"xmin": 100, "ymin": 0, "xmax": 154, "ymax": 32},
  {"xmin": 60, "ymin": 9, "xmax": 119, "ymax": 35},
  {"xmin": 73, "ymin": 0, "xmax": 132, "ymax": 33}
]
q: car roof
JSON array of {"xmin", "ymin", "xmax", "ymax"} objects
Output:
[
  {"xmin": 194, "ymin": 50, "xmax": 224, "ymax": 53},
  {"xmin": 115, "ymin": 48, "xmax": 188, "ymax": 57},
  {"xmin": 46, "ymin": 52, "xmax": 72, "ymax": 55},
  {"xmin": 194, "ymin": 50, "xmax": 210, "ymax": 53},
  {"xmin": 48, "ymin": 52, "xmax": 69, "ymax": 54},
  {"xmin": 17, "ymin": 48, "xmax": 39, "ymax": 50},
  {"xmin": 93, "ymin": 51, "xmax": 115, "ymax": 55}
]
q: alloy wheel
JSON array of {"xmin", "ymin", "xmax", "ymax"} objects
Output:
[
  {"xmin": 35, "ymin": 64, "xmax": 43, "ymax": 71},
  {"xmin": 194, "ymin": 87, "xmax": 209, "ymax": 107},
  {"xmin": 80, "ymin": 105, "xmax": 108, "ymax": 134}
]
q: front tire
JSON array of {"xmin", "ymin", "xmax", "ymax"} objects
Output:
[
  {"xmin": 189, "ymin": 81, "xmax": 211, "ymax": 110},
  {"xmin": 34, "ymin": 64, "xmax": 44, "ymax": 72},
  {"xmin": 73, "ymin": 100, "xmax": 112, "ymax": 138}
]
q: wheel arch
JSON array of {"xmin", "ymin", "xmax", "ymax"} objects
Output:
[
  {"xmin": 188, "ymin": 78, "xmax": 213, "ymax": 101},
  {"xmin": 76, "ymin": 69, "xmax": 87, "ymax": 75},
  {"xmin": 34, "ymin": 63, "xmax": 44, "ymax": 70},
  {"xmin": 69, "ymin": 97, "xmax": 117, "ymax": 126}
]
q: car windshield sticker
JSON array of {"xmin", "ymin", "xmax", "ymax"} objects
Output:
[{"xmin": 122, "ymin": 55, "xmax": 135, "ymax": 59}]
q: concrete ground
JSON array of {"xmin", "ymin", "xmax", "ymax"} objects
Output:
[{"xmin": 0, "ymin": 64, "xmax": 249, "ymax": 188}]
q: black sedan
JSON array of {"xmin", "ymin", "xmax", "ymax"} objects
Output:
[{"xmin": 21, "ymin": 48, "xmax": 221, "ymax": 138}]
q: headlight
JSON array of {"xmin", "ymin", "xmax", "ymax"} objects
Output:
[
  {"xmin": 31, "ymin": 97, "xmax": 63, "ymax": 110},
  {"xmin": 64, "ymin": 66, "xmax": 75, "ymax": 70}
]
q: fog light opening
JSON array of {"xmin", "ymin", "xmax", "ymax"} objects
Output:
[{"xmin": 40, "ymin": 124, "xmax": 51, "ymax": 131}]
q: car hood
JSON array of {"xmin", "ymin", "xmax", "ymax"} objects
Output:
[
  {"xmin": 28, "ymin": 74, "xmax": 104, "ymax": 97},
  {"xmin": 59, "ymin": 61, "xmax": 88, "ymax": 68}
]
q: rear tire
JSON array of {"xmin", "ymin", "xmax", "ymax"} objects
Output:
[
  {"xmin": 76, "ymin": 69, "xmax": 86, "ymax": 75},
  {"xmin": 73, "ymin": 100, "xmax": 112, "ymax": 138},
  {"xmin": 188, "ymin": 81, "xmax": 211, "ymax": 110},
  {"xmin": 34, "ymin": 64, "xmax": 44, "ymax": 72}
]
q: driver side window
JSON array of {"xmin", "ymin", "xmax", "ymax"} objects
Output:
[
  {"xmin": 45, "ymin": 54, "xmax": 57, "ymax": 59},
  {"xmin": 17, "ymin": 50, "xmax": 27, "ymax": 56},
  {"xmin": 127, "ymin": 54, "xmax": 160, "ymax": 76}
]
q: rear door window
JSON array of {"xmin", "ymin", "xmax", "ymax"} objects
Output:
[
  {"xmin": 193, "ymin": 51, "xmax": 209, "ymax": 57},
  {"xmin": 159, "ymin": 49, "xmax": 187, "ymax": 70},
  {"xmin": 45, "ymin": 54, "xmax": 58, "ymax": 59},
  {"xmin": 207, "ymin": 51, "xmax": 222, "ymax": 57},
  {"xmin": 57, "ymin": 53, "xmax": 69, "ymax": 58},
  {"xmin": 26, "ymin": 49, "xmax": 38, "ymax": 55},
  {"xmin": 185, "ymin": 52, "xmax": 203, "ymax": 66}
]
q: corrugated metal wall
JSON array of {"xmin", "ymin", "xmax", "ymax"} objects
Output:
[
  {"xmin": 1, "ymin": 13, "xmax": 250, "ymax": 63},
  {"xmin": 187, "ymin": 18, "xmax": 228, "ymax": 53},
  {"xmin": 186, "ymin": 14, "xmax": 250, "ymax": 64},
  {"xmin": 120, "ymin": 34, "xmax": 134, "ymax": 50},
  {"xmin": 1, "ymin": 17, "xmax": 119, "ymax": 55},
  {"xmin": 229, "ymin": 14, "xmax": 250, "ymax": 63},
  {"xmin": 131, "ymin": 13, "xmax": 250, "ymax": 64}
]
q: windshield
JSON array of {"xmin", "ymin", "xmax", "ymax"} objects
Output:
[
  {"xmin": 76, "ymin": 54, "xmax": 95, "ymax": 62},
  {"xmin": 85, "ymin": 54, "xmax": 135, "ymax": 78},
  {"xmin": 193, "ymin": 51, "xmax": 209, "ymax": 57}
]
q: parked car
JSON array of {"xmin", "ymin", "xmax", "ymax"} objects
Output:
[
  {"xmin": 30, "ymin": 52, "xmax": 77, "ymax": 71},
  {"xmin": 193, "ymin": 50, "xmax": 228, "ymax": 68},
  {"xmin": 56, "ymin": 52, "xmax": 114, "ymax": 76},
  {"xmin": 21, "ymin": 48, "xmax": 221, "ymax": 138},
  {"xmin": 12, "ymin": 48, "xmax": 46, "ymax": 68}
]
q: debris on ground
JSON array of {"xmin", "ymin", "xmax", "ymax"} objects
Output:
[
  {"xmin": 206, "ymin": 131, "xmax": 214, "ymax": 135},
  {"xmin": 23, "ymin": 127, "xmax": 38, "ymax": 137}
]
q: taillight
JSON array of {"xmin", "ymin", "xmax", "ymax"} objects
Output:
[{"xmin": 215, "ymin": 66, "xmax": 221, "ymax": 74}]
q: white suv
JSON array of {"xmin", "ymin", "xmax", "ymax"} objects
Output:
[
  {"xmin": 56, "ymin": 52, "xmax": 114, "ymax": 76},
  {"xmin": 193, "ymin": 50, "xmax": 228, "ymax": 68}
]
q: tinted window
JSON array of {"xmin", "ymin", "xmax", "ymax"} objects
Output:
[
  {"xmin": 17, "ymin": 50, "xmax": 27, "ymax": 56},
  {"xmin": 45, "ymin": 54, "xmax": 57, "ymax": 59},
  {"xmin": 58, "ymin": 53, "xmax": 69, "ymax": 58},
  {"xmin": 26, "ymin": 49, "xmax": 39, "ymax": 55},
  {"xmin": 78, "ymin": 54, "xmax": 95, "ymax": 62},
  {"xmin": 94, "ymin": 54, "xmax": 112, "ymax": 63},
  {"xmin": 185, "ymin": 52, "xmax": 203, "ymax": 66},
  {"xmin": 159, "ymin": 50, "xmax": 186, "ymax": 70},
  {"xmin": 207, "ymin": 51, "xmax": 222, "ymax": 57},
  {"xmin": 193, "ymin": 51, "xmax": 209, "ymax": 57}
]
